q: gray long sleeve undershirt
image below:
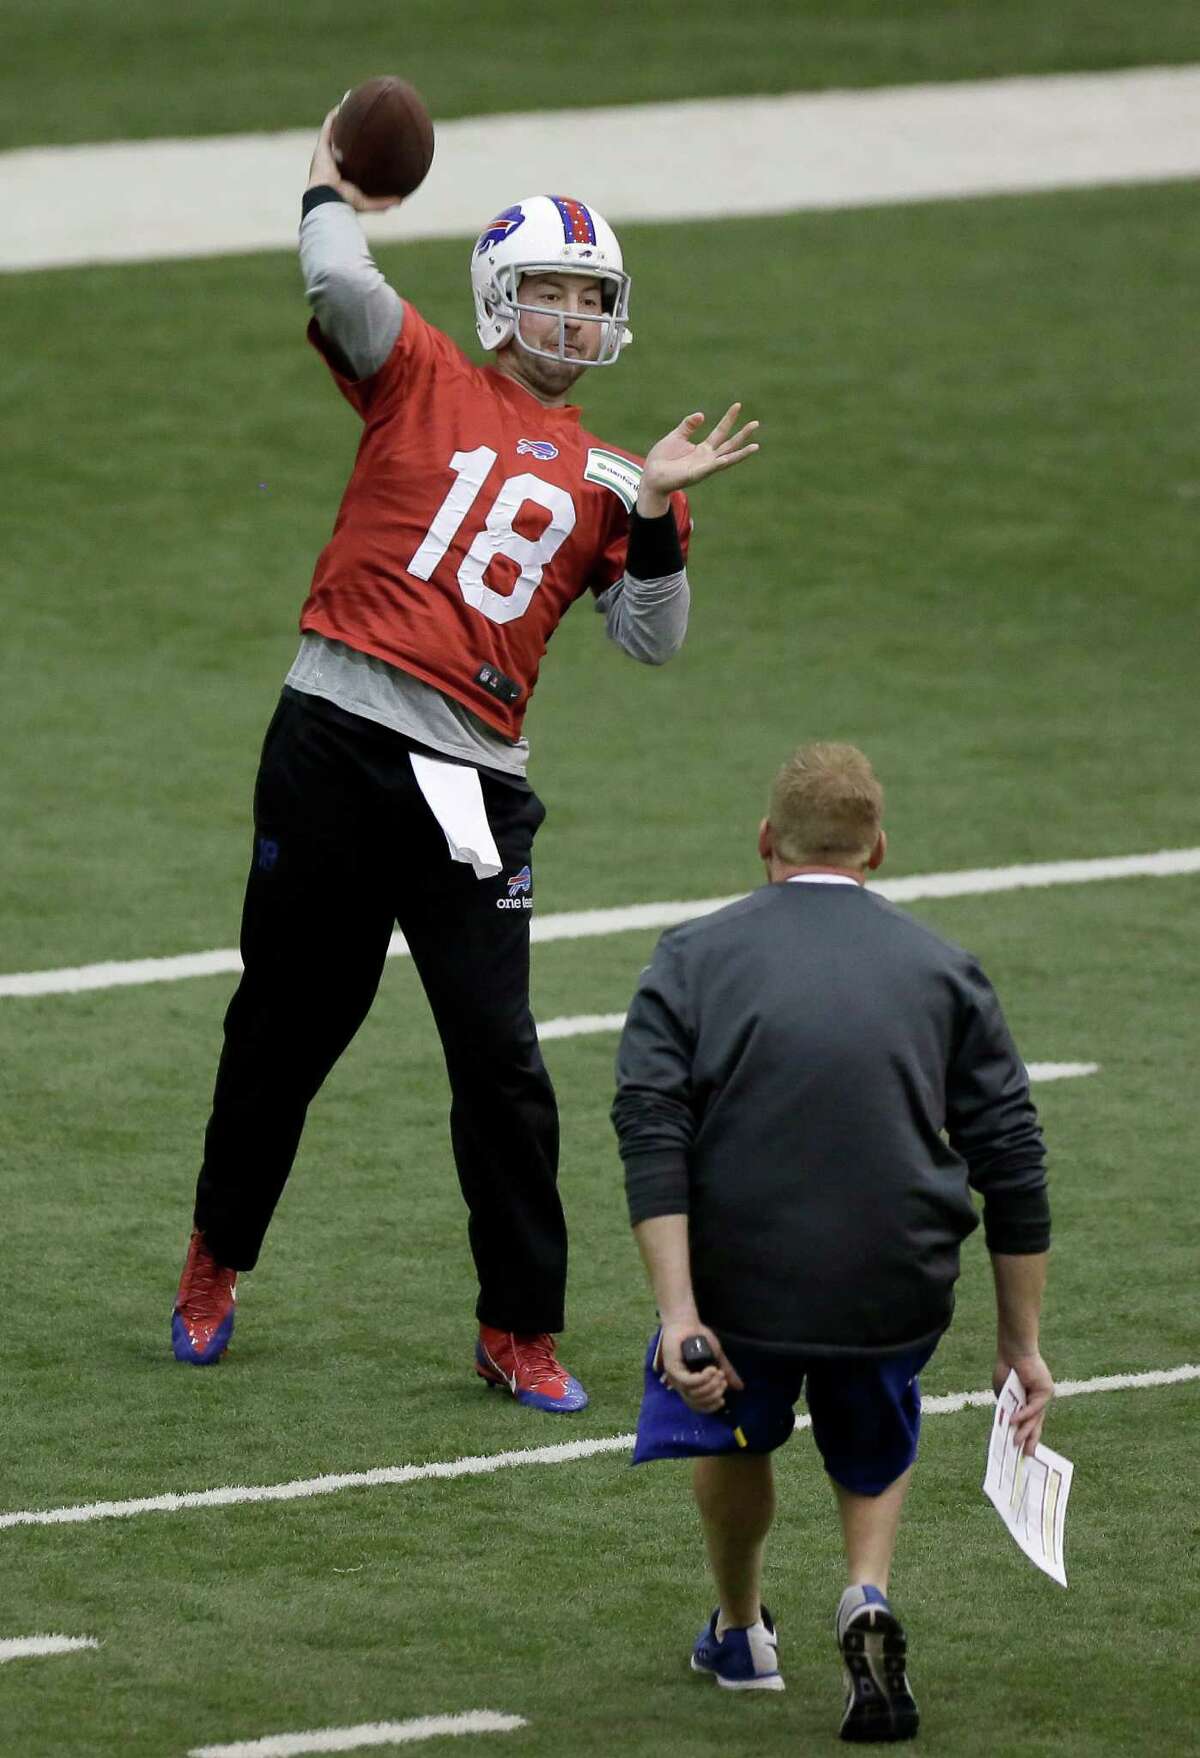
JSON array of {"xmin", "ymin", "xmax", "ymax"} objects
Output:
[
  {"xmin": 300, "ymin": 199, "xmax": 404, "ymax": 380},
  {"xmin": 297, "ymin": 201, "xmax": 691, "ymax": 677}
]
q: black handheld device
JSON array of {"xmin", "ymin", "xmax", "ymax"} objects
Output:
[
  {"xmin": 681, "ymin": 1335, "xmax": 718, "ymax": 1373},
  {"xmin": 680, "ymin": 1333, "xmax": 747, "ymax": 1448}
]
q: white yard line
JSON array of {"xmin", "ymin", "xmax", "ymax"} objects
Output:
[
  {"xmin": 3, "ymin": 67, "xmax": 1200, "ymax": 273},
  {"xmin": 189, "ymin": 1713, "xmax": 527, "ymax": 1758},
  {"xmin": 540, "ymin": 1010, "xmax": 1097, "ymax": 1082},
  {"xmin": 542, "ymin": 1011, "xmax": 1095, "ymax": 1081},
  {"xmin": 921, "ymin": 1365, "xmax": 1200, "ymax": 1416},
  {"xmin": 0, "ymin": 1634, "xmax": 99, "ymax": 1664},
  {"xmin": 538, "ymin": 1011, "xmax": 630, "ymax": 1040},
  {"xmin": 2, "ymin": 1364, "xmax": 1193, "ymax": 1535},
  {"xmin": 3, "ymin": 847, "xmax": 1197, "ymax": 1001}
]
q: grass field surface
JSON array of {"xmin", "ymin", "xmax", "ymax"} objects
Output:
[
  {"xmin": 3, "ymin": 867, "xmax": 1198, "ymax": 1756},
  {"xmin": 4, "ymin": 0, "xmax": 1200, "ymax": 150},
  {"xmin": 4, "ymin": 184, "xmax": 1198, "ymax": 970},
  {"xmin": 4, "ymin": 10, "xmax": 1199, "ymax": 1756}
]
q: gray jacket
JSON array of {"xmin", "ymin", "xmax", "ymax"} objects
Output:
[{"xmin": 612, "ymin": 880, "xmax": 1049, "ymax": 1357}]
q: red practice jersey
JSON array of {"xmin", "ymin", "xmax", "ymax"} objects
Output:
[{"xmin": 301, "ymin": 305, "xmax": 692, "ymax": 740}]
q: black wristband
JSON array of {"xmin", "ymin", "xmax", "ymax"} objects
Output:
[
  {"xmin": 626, "ymin": 506, "xmax": 684, "ymax": 580},
  {"xmin": 302, "ymin": 185, "xmax": 346, "ymax": 218}
]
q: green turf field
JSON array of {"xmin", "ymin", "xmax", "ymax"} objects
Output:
[
  {"xmin": 4, "ymin": 184, "xmax": 1199, "ymax": 969},
  {"xmin": 2, "ymin": 879, "xmax": 1198, "ymax": 1756},
  {"xmin": 3, "ymin": 11, "xmax": 1199, "ymax": 1756},
  {"xmin": 4, "ymin": 0, "xmax": 1200, "ymax": 149}
]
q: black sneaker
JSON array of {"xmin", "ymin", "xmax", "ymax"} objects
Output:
[{"xmin": 836, "ymin": 1585, "xmax": 919, "ymax": 1742}]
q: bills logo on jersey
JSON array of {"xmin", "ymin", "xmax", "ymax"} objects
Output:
[
  {"xmin": 517, "ymin": 438, "xmax": 559, "ymax": 461},
  {"xmin": 476, "ymin": 205, "xmax": 527, "ymax": 255},
  {"xmin": 507, "ymin": 865, "xmax": 532, "ymax": 896}
]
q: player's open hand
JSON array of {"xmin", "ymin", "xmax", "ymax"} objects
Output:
[
  {"xmin": 637, "ymin": 403, "xmax": 760, "ymax": 516},
  {"xmin": 306, "ymin": 106, "xmax": 405, "ymax": 214}
]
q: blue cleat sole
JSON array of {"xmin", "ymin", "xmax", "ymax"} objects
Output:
[
  {"xmin": 514, "ymin": 1377, "xmax": 588, "ymax": 1413},
  {"xmin": 171, "ymin": 1308, "xmax": 234, "ymax": 1365}
]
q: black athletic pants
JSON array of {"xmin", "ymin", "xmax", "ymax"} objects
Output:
[{"xmin": 193, "ymin": 690, "xmax": 566, "ymax": 1333}]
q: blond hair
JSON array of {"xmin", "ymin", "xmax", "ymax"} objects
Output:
[{"xmin": 767, "ymin": 742, "xmax": 883, "ymax": 867}]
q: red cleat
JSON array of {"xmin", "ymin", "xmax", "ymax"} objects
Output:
[
  {"xmin": 172, "ymin": 1230, "xmax": 237, "ymax": 1365},
  {"xmin": 475, "ymin": 1325, "xmax": 589, "ymax": 1413}
]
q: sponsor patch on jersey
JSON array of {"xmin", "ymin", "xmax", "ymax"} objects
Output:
[
  {"xmin": 517, "ymin": 438, "xmax": 559, "ymax": 461},
  {"xmin": 584, "ymin": 447, "xmax": 643, "ymax": 512}
]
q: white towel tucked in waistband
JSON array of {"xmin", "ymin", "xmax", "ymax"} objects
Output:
[{"xmin": 409, "ymin": 753, "xmax": 502, "ymax": 880}]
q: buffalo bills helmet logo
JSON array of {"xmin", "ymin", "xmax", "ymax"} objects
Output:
[
  {"xmin": 517, "ymin": 438, "xmax": 559, "ymax": 461},
  {"xmin": 507, "ymin": 865, "xmax": 532, "ymax": 896},
  {"xmin": 476, "ymin": 205, "xmax": 527, "ymax": 255}
]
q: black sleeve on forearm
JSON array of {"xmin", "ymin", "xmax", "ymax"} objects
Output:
[
  {"xmin": 612, "ymin": 938, "xmax": 697, "ymax": 1224},
  {"xmin": 982, "ymin": 1187, "xmax": 1051, "ymax": 1255},
  {"xmin": 625, "ymin": 506, "xmax": 684, "ymax": 580},
  {"xmin": 302, "ymin": 185, "xmax": 346, "ymax": 218},
  {"xmin": 946, "ymin": 957, "xmax": 1051, "ymax": 1255},
  {"xmin": 624, "ymin": 1149, "xmax": 691, "ymax": 1224}
]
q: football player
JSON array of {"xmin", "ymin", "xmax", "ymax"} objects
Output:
[{"xmin": 171, "ymin": 107, "xmax": 759, "ymax": 1412}]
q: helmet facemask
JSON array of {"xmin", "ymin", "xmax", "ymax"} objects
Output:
[{"xmin": 490, "ymin": 263, "xmax": 631, "ymax": 368}]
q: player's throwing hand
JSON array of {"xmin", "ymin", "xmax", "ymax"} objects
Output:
[{"xmin": 306, "ymin": 106, "xmax": 405, "ymax": 214}]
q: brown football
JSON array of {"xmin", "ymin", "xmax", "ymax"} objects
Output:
[{"xmin": 332, "ymin": 76, "xmax": 435, "ymax": 199}]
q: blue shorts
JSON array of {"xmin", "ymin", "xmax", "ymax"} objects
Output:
[{"xmin": 631, "ymin": 1330, "xmax": 938, "ymax": 1495}]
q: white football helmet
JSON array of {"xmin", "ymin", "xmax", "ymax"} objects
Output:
[{"xmin": 471, "ymin": 195, "xmax": 633, "ymax": 367}]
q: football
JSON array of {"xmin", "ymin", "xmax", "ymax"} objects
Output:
[{"xmin": 332, "ymin": 76, "xmax": 435, "ymax": 199}]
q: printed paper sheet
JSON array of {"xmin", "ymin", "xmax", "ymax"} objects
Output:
[{"xmin": 983, "ymin": 1369, "xmax": 1072, "ymax": 1586}]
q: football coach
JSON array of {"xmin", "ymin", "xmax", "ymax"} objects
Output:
[{"xmin": 611, "ymin": 742, "xmax": 1053, "ymax": 1742}]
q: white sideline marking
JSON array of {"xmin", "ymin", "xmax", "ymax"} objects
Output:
[
  {"xmin": 5, "ymin": 68, "xmax": 1200, "ymax": 272},
  {"xmin": 922, "ymin": 1363, "xmax": 1200, "ymax": 1416},
  {"xmin": 189, "ymin": 1712, "xmax": 526, "ymax": 1757},
  {"xmin": 0, "ymin": 1634, "xmax": 99, "ymax": 1663},
  {"xmin": 538, "ymin": 1011, "xmax": 628, "ymax": 1040},
  {"xmin": 2, "ymin": 847, "xmax": 1198, "ymax": 1000},
  {"xmin": 0, "ymin": 1436, "xmax": 631, "ymax": 1530},
  {"xmin": 1, "ymin": 1365, "xmax": 1194, "ymax": 1534},
  {"xmin": 538, "ymin": 1010, "xmax": 1098, "ymax": 1082}
]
